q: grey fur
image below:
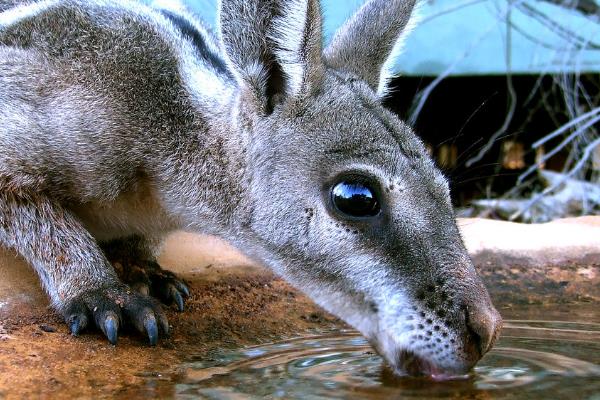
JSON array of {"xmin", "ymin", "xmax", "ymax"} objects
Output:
[
  {"xmin": 324, "ymin": 0, "xmax": 420, "ymax": 95},
  {"xmin": 0, "ymin": 0, "xmax": 501, "ymax": 375}
]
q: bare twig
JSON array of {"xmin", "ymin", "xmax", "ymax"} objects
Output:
[
  {"xmin": 465, "ymin": 2, "xmax": 518, "ymax": 168},
  {"xmin": 517, "ymin": 113, "xmax": 600, "ymax": 184},
  {"xmin": 510, "ymin": 136, "xmax": 600, "ymax": 219},
  {"xmin": 531, "ymin": 106, "xmax": 600, "ymax": 149},
  {"xmin": 409, "ymin": 0, "xmax": 528, "ymax": 125},
  {"xmin": 540, "ymin": 0, "xmax": 600, "ymax": 17}
]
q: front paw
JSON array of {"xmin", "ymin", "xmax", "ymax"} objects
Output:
[
  {"xmin": 119, "ymin": 261, "xmax": 190, "ymax": 312},
  {"xmin": 63, "ymin": 285, "xmax": 169, "ymax": 346}
]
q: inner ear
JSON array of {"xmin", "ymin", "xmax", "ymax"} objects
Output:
[
  {"xmin": 219, "ymin": 0, "xmax": 324, "ymax": 114},
  {"xmin": 264, "ymin": 57, "xmax": 286, "ymax": 114}
]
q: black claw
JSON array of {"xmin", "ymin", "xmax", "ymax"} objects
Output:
[
  {"xmin": 178, "ymin": 283, "xmax": 190, "ymax": 298},
  {"xmin": 173, "ymin": 291, "xmax": 184, "ymax": 312},
  {"xmin": 157, "ymin": 312, "xmax": 170, "ymax": 337},
  {"xmin": 103, "ymin": 314, "xmax": 119, "ymax": 345},
  {"xmin": 144, "ymin": 315, "xmax": 159, "ymax": 346},
  {"xmin": 70, "ymin": 321, "xmax": 80, "ymax": 336},
  {"xmin": 69, "ymin": 314, "xmax": 87, "ymax": 336}
]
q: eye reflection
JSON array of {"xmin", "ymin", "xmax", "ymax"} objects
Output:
[{"xmin": 331, "ymin": 181, "xmax": 380, "ymax": 218}]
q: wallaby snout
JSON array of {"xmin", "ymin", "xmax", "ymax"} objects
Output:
[
  {"xmin": 379, "ymin": 301, "xmax": 501, "ymax": 378},
  {"xmin": 391, "ymin": 300, "xmax": 502, "ymax": 377},
  {"xmin": 362, "ymin": 255, "xmax": 502, "ymax": 377},
  {"xmin": 464, "ymin": 294, "xmax": 503, "ymax": 361}
]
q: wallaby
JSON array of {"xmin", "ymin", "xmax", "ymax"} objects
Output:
[{"xmin": 0, "ymin": 0, "xmax": 502, "ymax": 376}]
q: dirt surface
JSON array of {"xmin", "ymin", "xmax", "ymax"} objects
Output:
[
  {"xmin": 0, "ymin": 267, "xmax": 339, "ymax": 399},
  {"xmin": 475, "ymin": 252, "xmax": 600, "ymax": 304},
  {"xmin": 1, "ymin": 217, "xmax": 599, "ymax": 398}
]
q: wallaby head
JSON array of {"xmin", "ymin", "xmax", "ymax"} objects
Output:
[{"xmin": 218, "ymin": 0, "xmax": 502, "ymax": 377}]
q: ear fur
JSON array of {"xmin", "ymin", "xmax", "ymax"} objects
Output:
[
  {"xmin": 218, "ymin": 0, "xmax": 324, "ymax": 114},
  {"xmin": 323, "ymin": 0, "xmax": 421, "ymax": 97}
]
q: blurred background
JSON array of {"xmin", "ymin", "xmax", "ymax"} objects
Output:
[{"xmin": 178, "ymin": 0, "xmax": 600, "ymax": 223}]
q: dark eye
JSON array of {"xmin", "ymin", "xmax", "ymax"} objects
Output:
[{"xmin": 331, "ymin": 181, "xmax": 380, "ymax": 218}]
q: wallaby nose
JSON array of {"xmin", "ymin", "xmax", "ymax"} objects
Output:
[{"xmin": 465, "ymin": 303, "xmax": 503, "ymax": 359}]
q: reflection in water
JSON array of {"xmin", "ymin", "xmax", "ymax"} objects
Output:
[{"xmin": 176, "ymin": 305, "xmax": 600, "ymax": 399}]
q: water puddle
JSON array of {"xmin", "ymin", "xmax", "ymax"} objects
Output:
[{"xmin": 175, "ymin": 304, "xmax": 600, "ymax": 399}]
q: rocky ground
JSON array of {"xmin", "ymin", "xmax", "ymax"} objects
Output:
[{"xmin": 0, "ymin": 218, "xmax": 598, "ymax": 399}]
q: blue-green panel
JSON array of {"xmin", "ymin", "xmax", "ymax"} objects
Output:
[{"xmin": 158, "ymin": 0, "xmax": 600, "ymax": 76}]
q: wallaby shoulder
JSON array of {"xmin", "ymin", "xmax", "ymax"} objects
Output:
[
  {"xmin": 0, "ymin": 1, "xmax": 238, "ymax": 203},
  {"xmin": 0, "ymin": 0, "xmax": 232, "ymax": 129},
  {"xmin": 0, "ymin": 0, "xmax": 226, "ymax": 74}
]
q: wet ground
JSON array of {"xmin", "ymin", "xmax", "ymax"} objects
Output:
[
  {"xmin": 178, "ymin": 303, "xmax": 600, "ymax": 399},
  {"xmin": 0, "ymin": 218, "xmax": 598, "ymax": 399}
]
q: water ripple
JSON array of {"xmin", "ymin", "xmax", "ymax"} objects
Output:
[{"xmin": 178, "ymin": 317, "xmax": 600, "ymax": 399}]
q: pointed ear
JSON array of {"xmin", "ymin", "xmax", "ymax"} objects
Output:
[
  {"xmin": 218, "ymin": 0, "xmax": 324, "ymax": 115},
  {"xmin": 323, "ymin": 0, "xmax": 420, "ymax": 97}
]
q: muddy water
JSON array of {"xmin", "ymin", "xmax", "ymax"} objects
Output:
[{"xmin": 176, "ymin": 304, "xmax": 600, "ymax": 399}]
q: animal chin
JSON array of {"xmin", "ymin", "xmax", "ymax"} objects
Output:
[
  {"xmin": 396, "ymin": 350, "xmax": 440, "ymax": 377},
  {"xmin": 394, "ymin": 350, "xmax": 470, "ymax": 381}
]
